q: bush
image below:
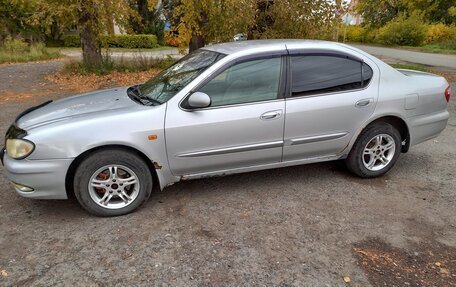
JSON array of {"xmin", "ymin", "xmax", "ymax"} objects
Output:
[
  {"xmin": 164, "ymin": 31, "xmax": 181, "ymax": 47},
  {"xmin": 63, "ymin": 34, "xmax": 81, "ymax": 47},
  {"xmin": 425, "ymin": 24, "xmax": 456, "ymax": 44},
  {"xmin": 376, "ymin": 15, "xmax": 426, "ymax": 46},
  {"xmin": 2, "ymin": 37, "xmax": 29, "ymax": 53},
  {"xmin": 63, "ymin": 34, "xmax": 159, "ymax": 49},
  {"xmin": 340, "ymin": 25, "xmax": 367, "ymax": 42},
  {"xmin": 439, "ymin": 37, "xmax": 456, "ymax": 50}
]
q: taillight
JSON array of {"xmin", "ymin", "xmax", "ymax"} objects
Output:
[{"xmin": 445, "ymin": 86, "xmax": 451, "ymax": 102}]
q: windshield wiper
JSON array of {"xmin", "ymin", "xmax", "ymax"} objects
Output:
[{"xmin": 127, "ymin": 85, "xmax": 158, "ymax": 106}]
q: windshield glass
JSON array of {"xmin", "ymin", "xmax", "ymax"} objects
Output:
[{"xmin": 139, "ymin": 50, "xmax": 225, "ymax": 104}]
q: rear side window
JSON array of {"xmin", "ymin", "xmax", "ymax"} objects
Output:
[{"xmin": 290, "ymin": 55, "xmax": 373, "ymax": 97}]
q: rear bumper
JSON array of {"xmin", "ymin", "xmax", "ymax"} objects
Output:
[
  {"xmin": 2, "ymin": 154, "xmax": 72, "ymax": 199},
  {"xmin": 408, "ymin": 110, "xmax": 450, "ymax": 146}
]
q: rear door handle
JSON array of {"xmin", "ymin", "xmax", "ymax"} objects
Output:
[
  {"xmin": 355, "ymin": 98, "xmax": 373, "ymax": 108},
  {"xmin": 261, "ymin": 110, "xmax": 282, "ymax": 120}
]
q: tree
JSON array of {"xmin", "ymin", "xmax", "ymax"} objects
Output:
[
  {"xmin": 255, "ymin": 0, "xmax": 343, "ymax": 40},
  {"xmin": 170, "ymin": 0, "xmax": 344, "ymax": 52},
  {"xmin": 0, "ymin": 0, "xmax": 39, "ymax": 41},
  {"xmin": 356, "ymin": 0, "xmax": 456, "ymax": 27},
  {"xmin": 401, "ymin": 0, "xmax": 455, "ymax": 25},
  {"xmin": 355, "ymin": 0, "xmax": 402, "ymax": 27},
  {"xmin": 128, "ymin": 0, "xmax": 165, "ymax": 44},
  {"xmin": 171, "ymin": 0, "xmax": 256, "ymax": 52},
  {"xmin": 31, "ymin": 0, "xmax": 135, "ymax": 68}
]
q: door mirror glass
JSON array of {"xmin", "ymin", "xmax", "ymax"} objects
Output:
[{"xmin": 187, "ymin": 92, "xmax": 211, "ymax": 109}]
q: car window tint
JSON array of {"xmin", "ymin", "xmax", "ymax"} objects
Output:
[
  {"xmin": 199, "ymin": 57, "xmax": 281, "ymax": 107},
  {"xmin": 362, "ymin": 62, "xmax": 373, "ymax": 87},
  {"xmin": 291, "ymin": 55, "xmax": 367, "ymax": 97}
]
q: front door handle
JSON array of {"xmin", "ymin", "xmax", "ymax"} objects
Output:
[
  {"xmin": 261, "ymin": 110, "xmax": 282, "ymax": 120},
  {"xmin": 355, "ymin": 98, "xmax": 374, "ymax": 108}
]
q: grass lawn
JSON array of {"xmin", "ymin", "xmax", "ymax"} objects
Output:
[
  {"xmin": 400, "ymin": 44, "xmax": 456, "ymax": 55},
  {"xmin": 48, "ymin": 46, "xmax": 176, "ymax": 53},
  {"xmin": 389, "ymin": 63, "xmax": 433, "ymax": 72},
  {"xmin": 347, "ymin": 42, "xmax": 456, "ymax": 55},
  {"xmin": 389, "ymin": 63, "xmax": 455, "ymax": 82},
  {"xmin": 0, "ymin": 47, "xmax": 62, "ymax": 64}
]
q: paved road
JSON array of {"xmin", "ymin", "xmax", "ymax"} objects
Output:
[{"xmin": 352, "ymin": 44, "xmax": 456, "ymax": 69}]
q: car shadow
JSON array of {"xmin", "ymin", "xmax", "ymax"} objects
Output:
[{"xmin": 25, "ymin": 153, "xmax": 426, "ymax": 218}]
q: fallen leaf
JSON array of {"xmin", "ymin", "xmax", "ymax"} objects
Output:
[
  {"xmin": 1, "ymin": 270, "xmax": 7, "ymax": 277},
  {"xmin": 440, "ymin": 268, "xmax": 449, "ymax": 275},
  {"xmin": 343, "ymin": 276, "xmax": 351, "ymax": 283},
  {"xmin": 435, "ymin": 262, "xmax": 441, "ymax": 267}
]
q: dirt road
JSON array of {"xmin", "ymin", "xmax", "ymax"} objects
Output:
[{"xmin": 0, "ymin": 60, "xmax": 455, "ymax": 286}]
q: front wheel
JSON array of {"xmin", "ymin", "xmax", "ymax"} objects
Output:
[
  {"xmin": 346, "ymin": 123, "xmax": 401, "ymax": 178},
  {"xmin": 73, "ymin": 149, "xmax": 153, "ymax": 216}
]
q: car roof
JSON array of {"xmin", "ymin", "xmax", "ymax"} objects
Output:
[{"xmin": 202, "ymin": 39, "xmax": 343, "ymax": 55}]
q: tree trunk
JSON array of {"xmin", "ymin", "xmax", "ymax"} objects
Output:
[
  {"xmin": 189, "ymin": 34, "xmax": 205, "ymax": 53},
  {"xmin": 78, "ymin": 0, "xmax": 102, "ymax": 68},
  {"xmin": 188, "ymin": 10, "xmax": 207, "ymax": 53}
]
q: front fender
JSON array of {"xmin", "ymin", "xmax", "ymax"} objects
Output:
[{"xmin": 23, "ymin": 104, "xmax": 178, "ymax": 189}]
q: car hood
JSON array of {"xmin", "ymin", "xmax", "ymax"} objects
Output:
[{"xmin": 16, "ymin": 87, "xmax": 138, "ymax": 129}]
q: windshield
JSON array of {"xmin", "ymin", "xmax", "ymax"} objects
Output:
[{"xmin": 139, "ymin": 49, "xmax": 225, "ymax": 104}]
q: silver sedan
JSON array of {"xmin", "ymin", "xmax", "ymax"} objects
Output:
[{"xmin": 1, "ymin": 40, "xmax": 451, "ymax": 216}]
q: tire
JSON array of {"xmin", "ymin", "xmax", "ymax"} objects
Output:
[
  {"xmin": 73, "ymin": 148, "xmax": 153, "ymax": 217},
  {"xmin": 346, "ymin": 122, "xmax": 401, "ymax": 178}
]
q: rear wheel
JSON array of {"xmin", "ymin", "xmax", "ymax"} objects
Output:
[
  {"xmin": 346, "ymin": 123, "xmax": 401, "ymax": 178},
  {"xmin": 73, "ymin": 149, "xmax": 153, "ymax": 216}
]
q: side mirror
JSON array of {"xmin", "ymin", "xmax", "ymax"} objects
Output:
[{"xmin": 186, "ymin": 92, "xmax": 211, "ymax": 109}]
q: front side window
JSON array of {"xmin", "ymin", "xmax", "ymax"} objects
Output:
[
  {"xmin": 139, "ymin": 49, "xmax": 225, "ymax": 104},
  {"xmin": 198, "ymin": 57, "xmax": 282, "ymax": 107},
  {"xmin": 290, "ymin": 55, "xmax": 373, "ymax": 97}
]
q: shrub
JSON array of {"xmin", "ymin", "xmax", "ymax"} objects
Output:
[
  {"xmin": 164, "ymin": 31, "xmax": 181, "ymax": 47},
  {"xmin": 2, "ymin": 37, "xmax": 29, "ymax": 53},
  {"xmin": 340, "ymin": 25, "xmax": 366, "ymax": 42},
  {"xmin": 425, "ymin": 24, "xmax": 455, "ymax": 44},
  {"xmin": 63, "ymin": 34, "xmax": 81, "ymax": 47},
  {"xmin": 63, "ymin": 34, "xmax": 159, "ymax": 49},
  {"xmin": 439, "ymin": 37, "xmax": 456, "ymax": 50},
  {"xmin": 376, "ymin": 15, "xmax": 426, "ymax": 46},
  {"xmin": 359, "ymin": 28, "xmax": 378, "ymax": 43}
]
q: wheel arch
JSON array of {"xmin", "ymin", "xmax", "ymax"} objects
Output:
[
  {"xmin": 65, "ymin": 144, "xmax": 160, "ymax": 199},
  {"xmin": 361, "ymin": 115, "xmax": 411, "ymax": 153}
]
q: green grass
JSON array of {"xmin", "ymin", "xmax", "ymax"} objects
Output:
[
  {"xmin": 0, "ymin": 44, "xmax": 62, "ymax": 64},
  {"xmin": 399, "ymin": 44, "xmax": 456, "ymax": 55},
  {"xmin": 63, "ymin": 54, "xmax": 176, "ymax": 75},
  {"xmin": 347, "ymin": 42, "xmax": 456, "ymax": 55},
  {"xmin": 48, "ymin": 45, "xmax": 176, "ymax": 54},
  {"xmin": 389, "ymin": 63, "xmax": 433, "ymax": 72}
]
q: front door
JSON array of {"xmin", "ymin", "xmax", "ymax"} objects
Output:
[{"xmin": 165, "ymin": 56, "xmax": 286, "ymax": 176}]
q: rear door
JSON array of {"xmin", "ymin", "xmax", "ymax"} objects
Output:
[{"xmin": 283, "ymin": 53, "xmax": 378, "ymax": 161}]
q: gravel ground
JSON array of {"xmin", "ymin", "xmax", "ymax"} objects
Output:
[{"xmin": 0, "ymin": 60, "xmax": 455, "ymax": 286}]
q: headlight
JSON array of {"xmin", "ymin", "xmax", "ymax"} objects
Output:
[{"xmin": 6, "ymin": 139, "xmax": 35, "ymax": 159}]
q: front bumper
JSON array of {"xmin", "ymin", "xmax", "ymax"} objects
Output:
[
  {"xmin": 0, "ymin": 147, "xmax": 4, "ymax": 165},
  {"xmin": 2, "ymin": 153, "xmax": 72, "ymax": 199}
]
